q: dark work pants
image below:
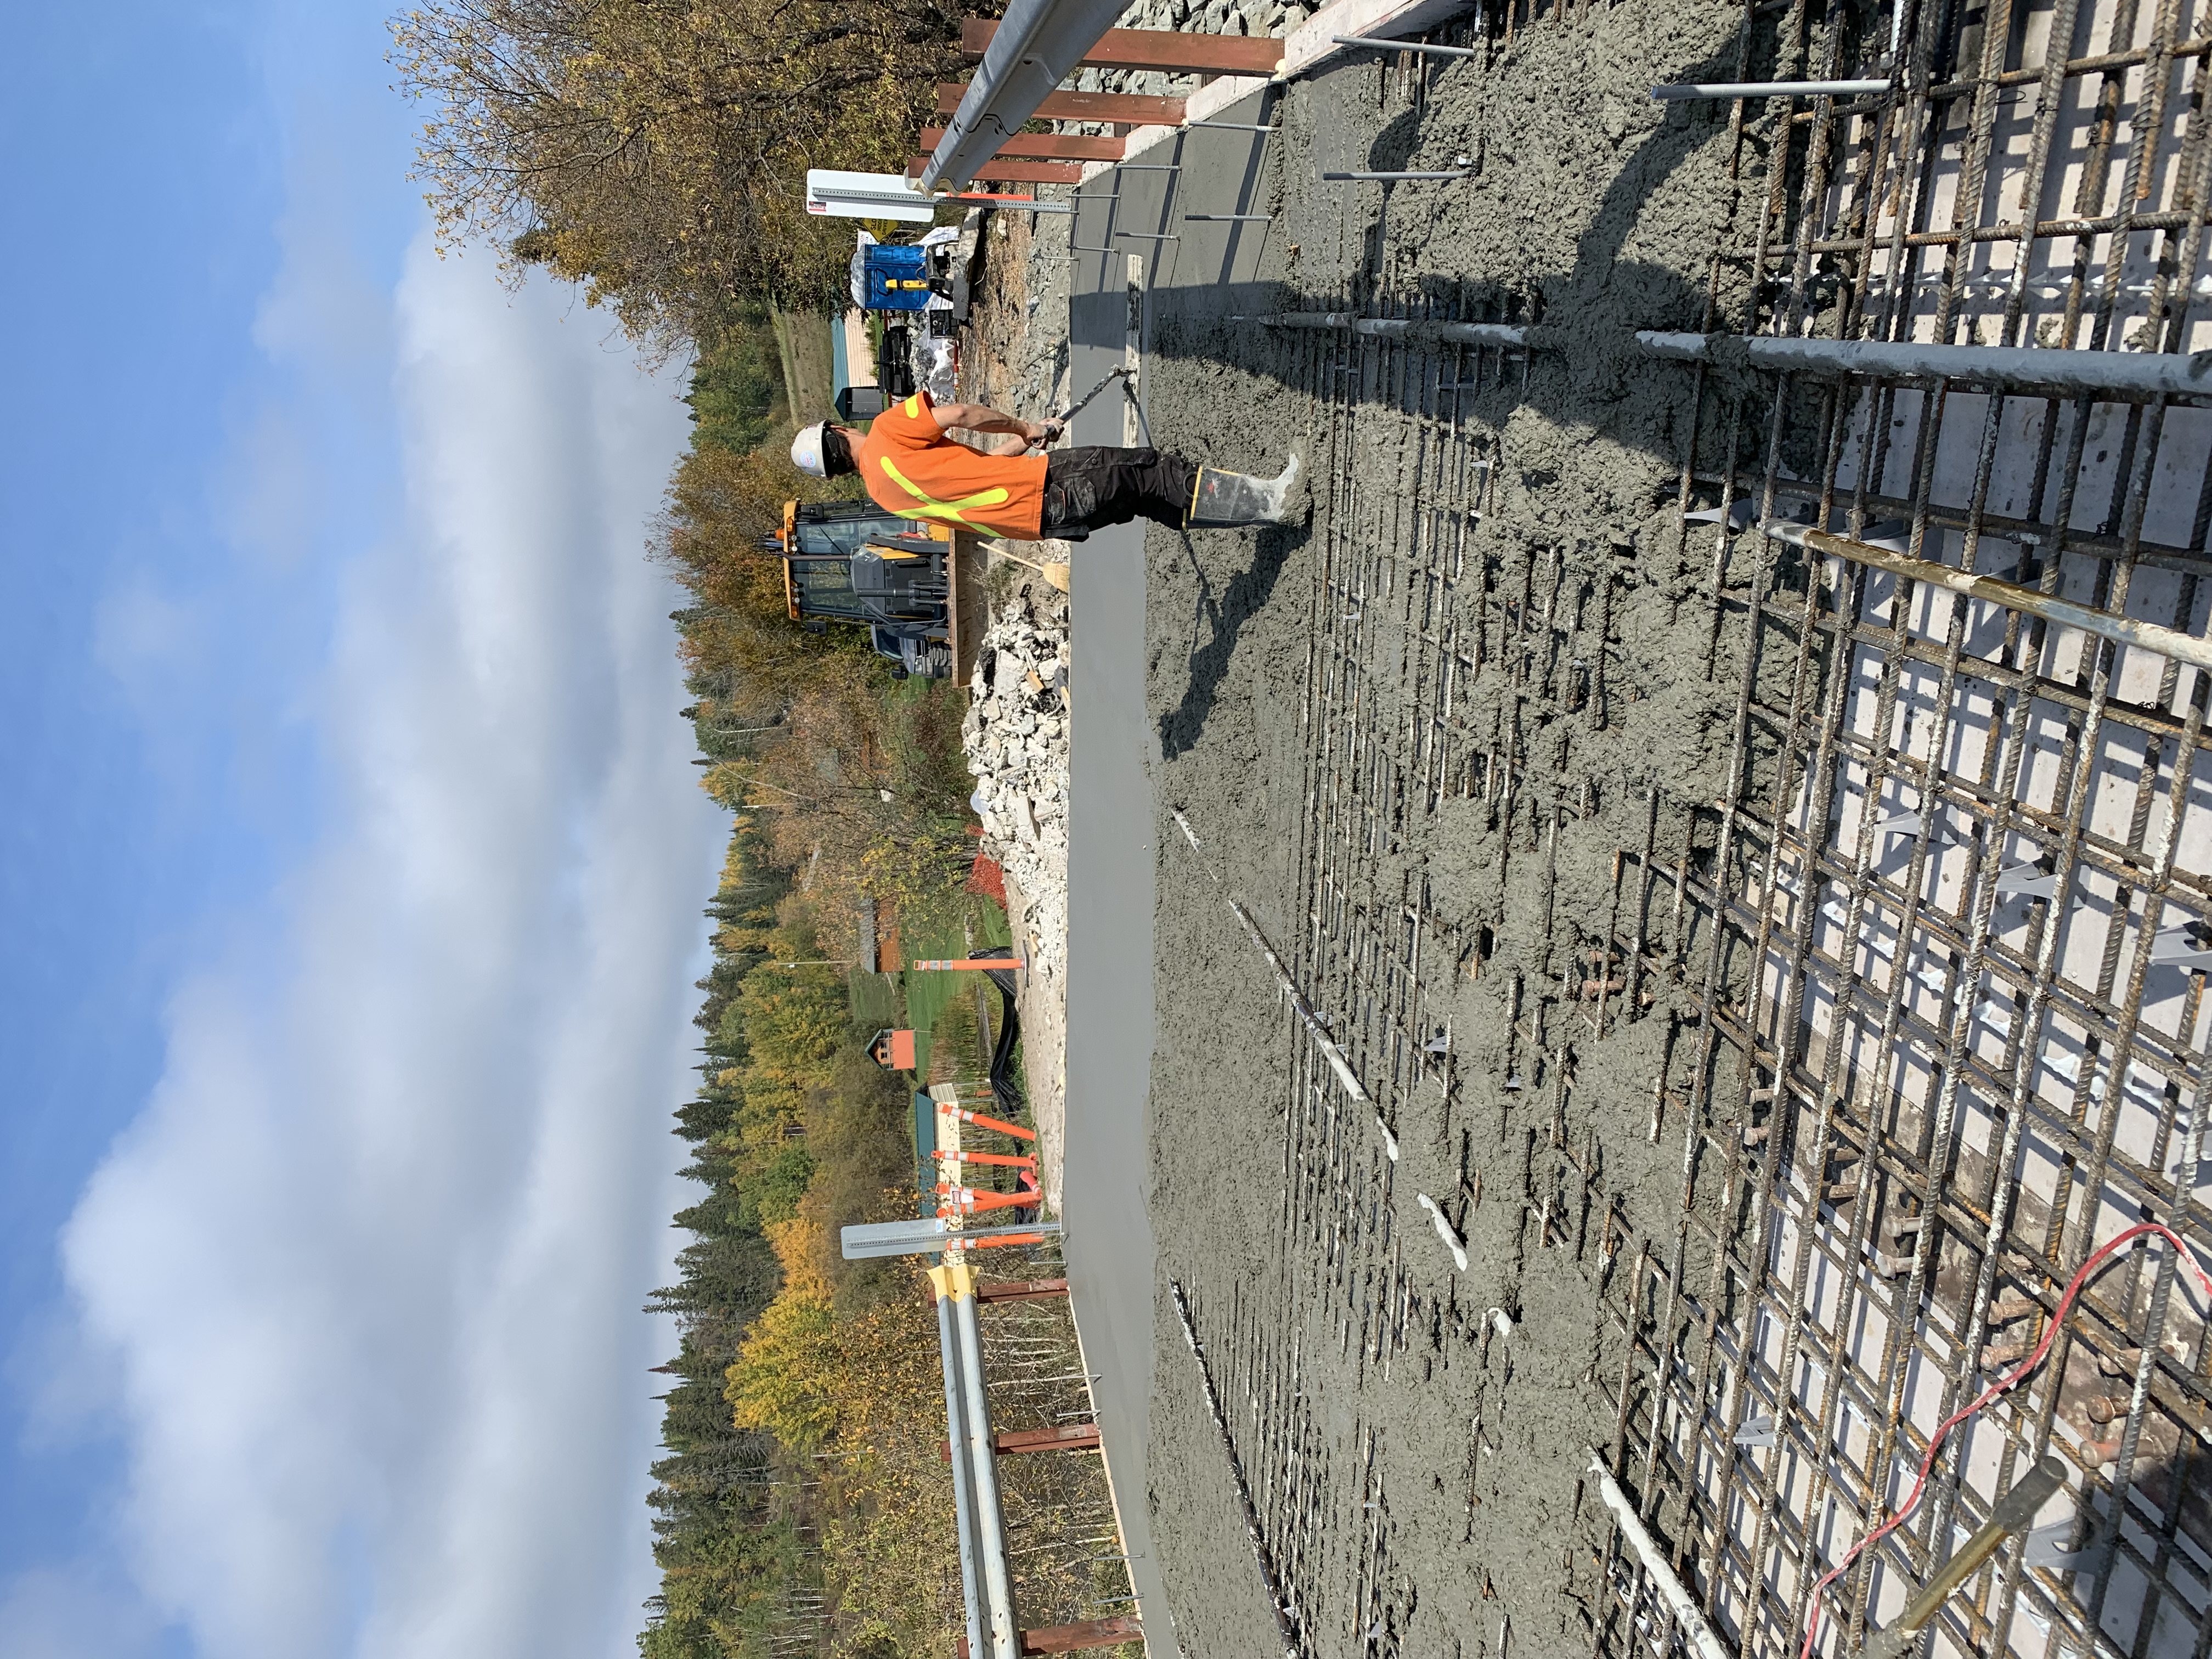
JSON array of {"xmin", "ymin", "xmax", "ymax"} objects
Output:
[{"xmin": 1040, "ymin": 447, "xmax": 1196, "ymax": 538}]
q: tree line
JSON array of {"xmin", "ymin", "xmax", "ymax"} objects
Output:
[
  {"xmin": 644, "ymin": 820, "xmax": 961, "ymax": 1659},
  {"xmin": 392, "ymin": 9, "xmax": 1009, "ymax": 1652},
  {"xmin": 391, "ymin": 0, "xmax": 984, "ymax": 340}
]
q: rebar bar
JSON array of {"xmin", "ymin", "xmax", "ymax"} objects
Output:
[
  {"xmin": 1330, "ymin": 33, "xmax": 1482, "ymax": 57},
  {"xmin": 1638, "ymin": 328, "xmax": 2212, "ymax": 398},
  {"xmin": 1650, "ymin": 78, "xmax": 1891, "ymax": 99}
]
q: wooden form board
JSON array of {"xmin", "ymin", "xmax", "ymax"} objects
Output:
[
  {"xmin": 910, "ymin": 157, "xmax": 1085, "ymax": 184},
  {"xmin": 919, "ymin": 126, "xmax": 1124, "ymax": 162},
  {"xmin": 935, "ymin": 83, "xmax": 1186, "ymax": 125}
]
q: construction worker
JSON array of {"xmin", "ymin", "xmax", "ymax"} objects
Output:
[{"xmin": 789, "ymin": 390, "xmax": 1305, "ymax": 540}]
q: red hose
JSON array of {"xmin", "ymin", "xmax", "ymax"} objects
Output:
[{"xmin": 1796, "ymin": 1220, "xmax": 2212, "ymax": 1659}]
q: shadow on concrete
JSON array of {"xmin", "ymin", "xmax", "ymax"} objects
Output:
[
  {"xmin": 1132, "ymin": 29, "xmax": 1881, "ymax": 759},
  {"xmin": 1157, "ymin": 521, "xmax": 1302, "ymax": 760}
]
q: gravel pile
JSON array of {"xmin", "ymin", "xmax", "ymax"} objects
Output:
[
  {"xmin": 1075, "ymin": 0, "xmax": 1310, "ymax": 98},
  {"xmin": 963, "ymin": 586, "xmax": 1073, "ymax": 985},
  {"xmin": 1104, "ymin": 0, "xmax": 1311, "ymax": 42}
]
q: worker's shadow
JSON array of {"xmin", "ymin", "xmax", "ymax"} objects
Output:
[
  {"xmin": 1139, "ymin": 24, "xmax": 1843, "ymax": 761},
  {"xmin": 1156, "ymin": 520, "xmax": 1300, "ymax": 761}
]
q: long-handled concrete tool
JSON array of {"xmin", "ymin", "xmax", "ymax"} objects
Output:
[{"xmin": 1051, "ymin": 363, "xmax": 1131, "ymax": 427}]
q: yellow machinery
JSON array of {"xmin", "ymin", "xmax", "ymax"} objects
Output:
[{"xmin": 770, "ymin": 500, "xmax": 955, "ymax": 680}]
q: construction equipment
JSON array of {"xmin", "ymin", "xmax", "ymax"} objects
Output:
[
  {"xmin": 851, "ymin": 235, "xmax": 951, "ymax": 312},
  {"xmin": 769, "ymin": 500, "xmax": 956, "ymax": 679}
]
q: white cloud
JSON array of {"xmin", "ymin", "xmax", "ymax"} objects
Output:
[
  {"xmin": 0, "ymin": 1562, "xmax": 163, "ymax": 1659},
  {"xmin": 93, "ymin": 570, "xmax": 212, "ymax": 718},
  {"xmin": 60, "ymin": 240, "xmax": 721, "ymax": 1659}
]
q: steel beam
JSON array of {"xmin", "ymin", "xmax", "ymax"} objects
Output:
[
  {"xmin": 927, "ymin": 2, "xmax": 1137, "ymax": 191},
  {"xmin": 952, "ymin": 1290, "xmax": 1019, "ymax": 1659},
  {"xmin": 936, "ymin": 1291, "xmax": 986, "ymax": 1659}
]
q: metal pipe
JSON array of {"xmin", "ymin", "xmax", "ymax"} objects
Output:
[
  {"xmin": 1635, "ymin": 328, "xmax": 2212, "ymax": 398},
  {"xmin": 1650, "ymin": 78, "xmax": 1889, "ymax": 99},
  {"xmin": 953, "ymin": 1291, "xmax": 1019, "ymax": 1659},
  {"xmin": 1333, "ymin": 32, "xmax": 1481, "ymax": 57},
  {"xmin": 1113, "ymin": 230, "xmax": 1180, "ymax": 240},
  {"xmin": 1761, "ymin": 520, "xmax": 2212, "ymax": 673},
  {"xmin": 1186, "ymin": 120, "xmax": 1280, "ymax": 130},
  {"xmin": 936, "ymin": 1290, "xmax": 986, "ymax": 1659},
  {"xmin": 1587, "ymin": 1451, "xmax": 1735, "ymax": 1659},
  {"xmin": 1322, "ymin": 168, "xmax": 1468, "ymax": 181},
  {"xmin": 1184, "ymin": 213, "xmax": 1276, "ymax": 221},
  {"xmin": 1054, "ymin": 363, "xmax": 1132, "ymax": 421},
  {"xmin": 1226, "ymin": 897, "xmax": 1397, "ymax": 1160}
]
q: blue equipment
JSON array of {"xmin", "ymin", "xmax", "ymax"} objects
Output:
[{"xmin": 853, "ymin": 240, "xmax": 935, "ymax": 312}]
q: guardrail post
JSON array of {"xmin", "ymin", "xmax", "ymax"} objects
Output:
[
  {"xmin": 934, "ymin": 1278, "xmax": 986, "ymax": 1659},
  {"xmin": 949, "ymin": 1271, "xmax": 1020, "ymax": 1659}
]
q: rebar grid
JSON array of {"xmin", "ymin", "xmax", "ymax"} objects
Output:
[
  {"xmin": 1154, "ymin": 4, "xmax": 2212, "ymax": 1657},
  {"xmin": 1606, "ymin": 3, "xmax": 2212, "ymax": 1657}
]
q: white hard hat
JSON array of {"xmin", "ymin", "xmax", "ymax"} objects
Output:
[{"xmin": 791, "ymin": 422, "xmax": 828, "ymax": 478}]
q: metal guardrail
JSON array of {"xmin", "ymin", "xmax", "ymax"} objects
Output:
[
  {"xmin": 923, "ymin": 0, "xmax": 1130, "ymax": 193},
  {"xmin": 843, "ymin": 1094, "xmax": 1062, "ymax": 1659}
]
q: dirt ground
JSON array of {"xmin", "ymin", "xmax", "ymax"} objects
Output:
[{"xmin": 960, "ymin": 224, "xmax": 1079, "ymax": 1210}]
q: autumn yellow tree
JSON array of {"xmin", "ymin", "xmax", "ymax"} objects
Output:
[{"xmin": 390, "ymin": 0, "xmax": 973, "ymax": 337}]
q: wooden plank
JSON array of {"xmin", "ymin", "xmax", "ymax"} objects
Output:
[
  {"xmin": 911, "ymin": 157, "xmax": 1085, "ymax": 184},
  {"xmin": 936, "ymin": 83, "xmax": 1186, "ymax": 124},
  {"xmin": 961, "ymin": 18, "xmax": 1281, "ymax": 74},
  {"xmin": 1020, "ymin": 1617, "xmax": 1143, "ymax": 1654},
  {"xmin": 920, "ymin": 126, "xmax": 1124, "ymax": 162},
  {"xmin": 974, "ymin": 1276, "xmax": 1070, "ymax": 1304},
  {"xmin": 958, "ymin": 1616, "xmax": 1144, "ymax": 1658},
  {"xmin": 994, "ymin": 1423, "xmax": 1103, "ymax": 1454}
]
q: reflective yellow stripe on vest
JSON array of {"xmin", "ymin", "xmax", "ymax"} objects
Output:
[{"xmin": 877, "ymin": 457, "xmax": 1010, "ymax": 527}]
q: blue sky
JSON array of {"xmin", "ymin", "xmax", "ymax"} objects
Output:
[{"xmin": 0, "ymin": 5, "xmax": 721, "ymax": 1655}]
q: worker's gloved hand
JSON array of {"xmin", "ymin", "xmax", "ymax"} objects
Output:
[{"xmin": 1031, "ymin": 417, "xmax": 1065, "ymax": 446}]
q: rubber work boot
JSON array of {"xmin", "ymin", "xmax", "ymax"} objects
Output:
[{"xmin": 1186, "ymin": 453, "xmax": 1308, "ymax": 528}]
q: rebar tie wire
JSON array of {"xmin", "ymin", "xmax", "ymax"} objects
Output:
[{"xmin": 1796, "ymin": 1221, "xmax": 2212, "ymax": 1659}]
